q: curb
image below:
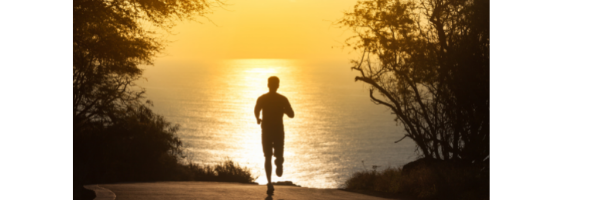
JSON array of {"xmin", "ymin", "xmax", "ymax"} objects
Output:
[{"xmin": 83, "ymin": 185, "xmax": 116, "ymax": 200}]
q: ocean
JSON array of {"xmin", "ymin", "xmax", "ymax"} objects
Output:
[{"xmin": 137, "ymin": 59, "xmax": 417, "ymax": 188}]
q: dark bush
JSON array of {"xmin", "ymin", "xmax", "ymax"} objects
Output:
[
  {"xmin": 345, "ymin": 166, "xmax": 403, "ymax": 193},
  {"xmin": 345, "ymin": 158, "xmax": 489, "ymax": 200},
  {"xmin": 74, "ymin": 105, "xmax": 257, "ymax": 186},
  {"xmin": 214, "ymin": 160, "xmax": 256, "ymax": 183},
  {"xmin": 398, "ymin": 158, "xmax": 488, "ymax": 200}
]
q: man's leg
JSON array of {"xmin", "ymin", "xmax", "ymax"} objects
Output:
[
  {"xmin": 275, "ymin": 156, "xmax": 284, "ymax": 177},
  {"xmin": 265, "ymin": 155, "xmax": 275, "ymax": 195},
  {"xmin": 262, "ymin": 131, "xmax": 275, "ymax": 195},
  {"xmin": 274, "ymin": 131, "xmax": 285, "ymax": 177},
  {"xmin": 264, "ymin": 156, "xmax": 272, "ymax": 184}
]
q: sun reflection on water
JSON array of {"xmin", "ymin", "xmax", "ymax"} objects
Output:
[
  {"xmin": 221, "ymin": 59, "xmax": 301, "ymax": 185},
  {"xmin": 209, "ymin": 58, "xmax": 349, "ymax": 187},
  {"xmin": 140, "ymin": 58, "xmax": 415, "ymax": 188}
]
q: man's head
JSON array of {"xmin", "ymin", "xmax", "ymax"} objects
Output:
[{"xmin": 268, "ymin": 76, "xmax": 279, "ymax": 92}]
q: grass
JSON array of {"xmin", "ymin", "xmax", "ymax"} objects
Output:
[
  {"xmin": 344, "ymin": 158, "xmax": 489, "ymax": 200},
  {"xmin": 345, "ymin": 165, "xmax": 404, "ymax": 193},
  {"xmin": 179, "ymin": 158, "xmax": 257, "ymax": 183}
]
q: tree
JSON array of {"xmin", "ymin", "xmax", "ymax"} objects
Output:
[
  {"xmin": 73, "ymin": 0, "xmax": 222, "ymax": 197},
  {"xmin": 74, "ymin": 0, "xmax": 220, "ymax": 132},
  {"xmin": 340, "ymin": 0, "xmax": 489, "ymax": 162}
]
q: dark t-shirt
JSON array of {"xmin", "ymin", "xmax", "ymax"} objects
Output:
[{"xmin": 255, "ymin": 92, "xmax": 292, "ymax": 130}]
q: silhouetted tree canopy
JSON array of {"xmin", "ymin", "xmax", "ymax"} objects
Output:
[
  {"xmin": 74, "ymin": 0, "xmax": 220, "ymax": 131},
  {"xmin": 340, "ymin": 0, "xmax": 489, "ymax": 162},
  {"xmin": 73, "ymin": 0, "xmax": 222, "ymax": 191}
]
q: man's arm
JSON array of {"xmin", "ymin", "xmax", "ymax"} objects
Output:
[
  {"xmin": 254, "ymin": 98, "xmax": 262, "ymax": 124},
  {"xmin": 284, "ymin": 97, "xmax": 294, "ymax": 118}
]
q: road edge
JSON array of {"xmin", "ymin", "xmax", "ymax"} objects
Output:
[{"xmin": 83, "ymin": 185, "xmax": 116, "ymax": 200}]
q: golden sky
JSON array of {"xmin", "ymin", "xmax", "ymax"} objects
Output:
[{"xmin": 156, "ymin": 0, "xmax": 360, "ymax": 62}]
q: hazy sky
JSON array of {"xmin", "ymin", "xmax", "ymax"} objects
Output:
[{"xmin": 155, "ymin": 0, "xmax": 360, "ymax": 63}]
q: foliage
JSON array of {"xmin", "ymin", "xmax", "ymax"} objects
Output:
[
  {"xmin": 74, "ymin": 105, "xmax": 184, "ymax": 183},
  {"xmin": 214, "ymin": 160, "xmax": 257, "ymax": 183},
  {"xmin": 73, "ymin": 0, "xmax": 223, "ymax": 194},
  {"xmin": 345, "ymin": 159, "xmax": 488, "ymax": 200},
  {"xmin": 399, "ymin": 158, "xmax": 487, "ymax": 199},
  {"xmin": 345, "ymin": 166, "xmax": 403, "ymax": 193},
  {"xmin": 339, "ymin": 0, "xmax": 489, "ymax": 162},
  {"xmin": 73, "ymin": 0, "xmax": 221, "ymax": 132},
  {"xmin": 179, "ymin": 159, "xmax": 257, "ymax": 183}
]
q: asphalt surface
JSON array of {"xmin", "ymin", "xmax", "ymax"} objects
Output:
[{"xmin": 85, "ymin": 181, "xmax": 402, "ymax": 200}]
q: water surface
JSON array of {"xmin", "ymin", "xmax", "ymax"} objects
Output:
[{"xmin": 138, "ymin": 59, "xmax": 417, "ymax": 188}]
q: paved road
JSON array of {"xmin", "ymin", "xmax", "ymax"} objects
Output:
[{"xmin": 86, "ymin": 181, "xmax": 401, "ymax": 200}]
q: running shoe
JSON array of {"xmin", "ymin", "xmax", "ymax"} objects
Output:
[{"xmin": 267, "ymin": 183, "xmax": 274, "ymax": 195}]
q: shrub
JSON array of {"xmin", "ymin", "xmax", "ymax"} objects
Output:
[
  {"xmin": 214, "ymin": 160, "xmax": 256, "ymax": 183},
  {"xmin": 345, "ymin": 165, "xmax": 403, "ymax": 193},
  {"xmin": 345, "ymin": 158, "xmax": 489, "ymax": 200},
  {"xmin": 74, "ymin": 105, "xmax": 257, "ymax": 185},
  {"xmin": 398, "ymin": 158, "xmax": 487, "ymax": 199},
  {"xmin": 181, "ymin": 158, "xmax": 257, "ymax": 183}
]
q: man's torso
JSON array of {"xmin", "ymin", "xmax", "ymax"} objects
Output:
[{"xmin": 257, "ymin": 92, "xmax": 289, "ymax": 130}]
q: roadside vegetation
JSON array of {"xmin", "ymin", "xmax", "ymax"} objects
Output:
[
  {"xmin": 345, "ymin": 165, "xmax": 404, "ymax": 194},
  {"xmin": 73, "ymin": 0, "xmax": 255, "ymax": 199},
  {"xmin": 340, "ymin": 0, "xmax": 489, "ymax": 199},
  {"xmin": 181, "ymin": 159, "xmax": 257, "ymax": 183},
  {"xmin": 345, "ymin": 158, "xmax": 488, "ymax": 200}
]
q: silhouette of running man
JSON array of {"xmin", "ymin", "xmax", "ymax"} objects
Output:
[{"xmin": 254, "ymin": 76, "xmax": 294, "ymax": 195}]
